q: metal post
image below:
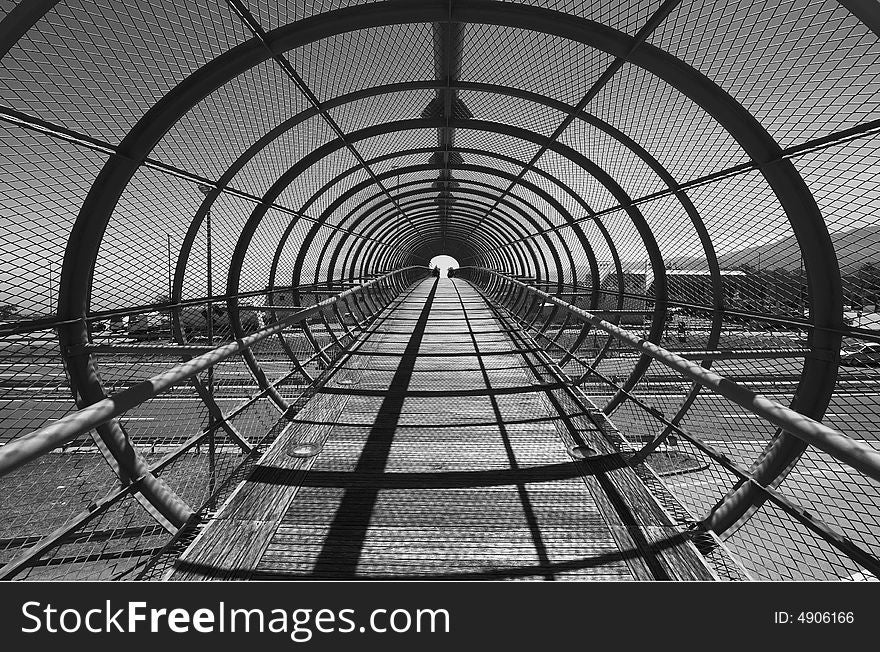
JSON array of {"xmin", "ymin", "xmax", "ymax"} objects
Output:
[
  {"xmin": 166, "ymin": 234, "xmax": 172, "ymax": 302},
  {"xmin": 200, "ymin": 184, "xmax": 216, "ymax": 494}
]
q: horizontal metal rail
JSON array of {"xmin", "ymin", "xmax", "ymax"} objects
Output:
[
  {"xmin": 472, "ymin": 269, "xmax": 880, "ymax": 576},
  {"xmin": 86, "ymin": 344, "xmax": 215, "ymax": 355},
  {"xmin": 0, "ymin": 284, "xmax": 310, "ymax": 338},
  {"xmin": 0, "ymin": 281, "xmax": 372, "ymax": 339},
  {"xmin": 466, "ymin": 268, "xmax": 880, "ymax": 484},
  {"xmin": 478, "ymin": 286, "xmax": 880, "ymax": 576},
  {"xmin": 0, "ymin": 267, "xmax": 423, "ymax": 478},
  {"xmin": 543, "ymin": 284, "xmax": 880, "ymax": 343},
  {"xmin": 612, "ymin": 349, "xmax": 810, "ymax": 360},
  {"xmin": 0, "ymin": 301, "xmax": 379, "ymax": 580}
]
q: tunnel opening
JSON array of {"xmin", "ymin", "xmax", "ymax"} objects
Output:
[{"xmin": 429, "ymin": 254, "xmax": 460, "ymax": 278}]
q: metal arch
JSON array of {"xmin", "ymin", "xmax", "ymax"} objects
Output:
[
  {"xmin": 309, "ymin": 167, "xmax": 590, "ymax": 287},
  {"xmin": 345, "ymin": 214, "xmax": 524, "ymax": 286},
  {"xmin": 240, "ymin": 115, "xmax": 644, "ymax": 319},
  {"xmin": 47, "ymin": 0, "xmax": 841, "ymax": 535},
  {"xmin": 162, "ymin": 187, "xmax": 256, "ymax": 452},
  {"xmin": 271, "ymin": 142, "xmax": 607, "ymax": 292},
  {"xmin": 337, "ymin": 194, "xmax": 556, "ymax": 276},
  {"xmin": 328, "ymin": 197, "xmax": 541, "ymax": 271},
  {"xmin": 167, "ymin": 93, "xmax": 681, "ymax": 391},
  {"xmin": 277, "ymin": 143, "xmax": 591, "ymax": 265},
  {"xmin": 166, "ymin": 74, "xmax": 708, "ymax": 365},
  {"xmin": 217, "ymin": 138, "xmax": 421, "ymax": 411},
  {"xmin": 326, "ymin": 182, "xmax": 580, "ymax": 282},
  {"xmin": 4, "ymin": 3, "xmax": 855, "ymax": 334},
  {"xmin": 0, "ymin": 0, "xmax": 62, "ymax": 61},
  {"xmin": 308, "ymin": 175, "xmax": 577, "ymax": 292},
  {"xmin": 460, "ymin": 0, "xmax": 685, "ymax": 240},
  {"xmin": 192, "ymin": 107, "xmax": 649, "ymax": 302},
  {"xmin": 53, "ymin": 30, "xmax": 274, "ymax": 528},
  {"xmin": 838, "ymin": 0, "xmax": 880, "ymax": 37},
  {"xmin": 442, "ymin": 2, "xmax": 840, "ymax": 483},
  {"xmin": 324, "ymin": 202, "xmax": 497, "ymax": 268},
  {"xmin": 332, "ymin": 179, "xmax": 600, "ymax": 303},
  {"xmin": 349, "ymin": 200, "xmax": 557, "ymax": 289},
  {"xmin": 453, "ymin": 118, "xmax": 670, "ymax": 412},
  {"xmin": 168, "ymin": 76, "xmax": 700, "ymax": 290},
  {"xmin": 0, "ymin": 0, "xmax": 868, "ymax": 576},
  {"xmin": 213, "ymin": 116, "xmax": 555, "ymax": 290},
  {"xmin": 338, "ymin": 194, "xmax": 565, "ymax": 287},
  {"xmin": 308, "ymin": 189, "xmax": 557, "ymax": 296},
  {"xmin": 286, "ymin": 123, "xmax": 691, "ymax": 358},
  {"xmin": 435, "ymin": 93, "xmax": 723, "ymax": 405},
  {"xmin": 224, "ymin": 0, "xmax": 428, "ymax": 245},
  {"xmin": 326, "ymin": 173, "xmax": 578, "ymax": 261},
  {"xmin": 254, "ymin": 159, "xmax": 566, "ymax": 324},
  {"xmin": 347, "ymin": 204, "xmax": 533, "ymax": 284},
  {"xmin": 219, "ymin": 107, "xmax": 636, "ymax": 410},
  {"xmin": 266, "ymin": 216, "xmax": 443, "ymax": 357},
  {"xmin": 302, "ymin": 169, "xmax": 569, "ymax": 259},
  {"xmin": 322, "ymin": 185, "xmax": 528, "ymax": 269},
  {"xmin": 343, "ymin": 117, "xmax": 662, "ymax": 300},
  {"xmin": 426, "ymin": 88, "xmax": 725, "ymax": 453},
  {"xmin": 440, "ymin": 3, "xmax": 841, "ymax": 526}
]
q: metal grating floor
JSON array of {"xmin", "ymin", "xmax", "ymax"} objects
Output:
[{"xmin": 168, "ymin": 278, "xmax": 716, "ymax": 580}]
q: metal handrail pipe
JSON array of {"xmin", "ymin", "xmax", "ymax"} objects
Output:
[
  {"xmin": 0, "ymin": 267, "xmax": 423, "ymax": 477},
  {"xmin": 470, "ymin": 268, "xmax": 880, "ymax": 484}
]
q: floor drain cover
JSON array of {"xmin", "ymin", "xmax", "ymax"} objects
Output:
[
  {"xmin": 287, "ymin": 442, "xmax": 323, "ymax": 458},
  {"xmin": 568, "ymin": 444, "xmax": 599, "ymax": 459}
]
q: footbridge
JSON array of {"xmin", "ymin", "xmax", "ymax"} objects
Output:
[{"xmin": 1, "ymin": 0, "xmax": 879, "ymax": 581}]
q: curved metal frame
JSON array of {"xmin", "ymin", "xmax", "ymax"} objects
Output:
[{"xmin": 0, "ymin": 0, "xmax": 850, "ymax": 542}]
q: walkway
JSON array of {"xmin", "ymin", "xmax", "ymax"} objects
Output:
[{"xmin": 169, "ymin": 278, "xmax": 716, "ymax": 580}]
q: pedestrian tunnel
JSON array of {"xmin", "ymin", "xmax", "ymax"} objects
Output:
[
  {"xmin": 428, "ymin": 254, "xmax": 459, "ymax": 278},
  {"xmin": 0, "ymin": 0, "xmax": 879, "ymax": 581}
]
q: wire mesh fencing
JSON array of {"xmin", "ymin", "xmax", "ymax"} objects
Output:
[
  {"xmin": 462, "ymin": 267, "xmax": 880, "ymax": 581},
  {"xmin": 0, "ymin": 268, "xmax": 425, "ymax": 580},
  {"xmin": 1, "ymin": 0, "xmax": 878, "ymax": 581}
]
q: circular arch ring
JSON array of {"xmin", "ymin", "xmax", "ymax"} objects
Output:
[
  {"xmin": 56, "ymin": 0, "xmax": 842, "ymax": 535},
  {"xmin": 300, "ymin": 165, "xmax": 594, "ymax": 283},
  {"xmin": 233, "ymin": 116, "xmax": 669, "ymax": 416},
  {"xmin": 272, "ymin": 143, "xmax": 608, "ymax": 281},
  {"xmin": 168, "ymin": 79, "xmax": 723, "ymax": 400},
  {"xmin": 311, "ymin": 148, "xmax": 629, "ymax": 364},
  {"xmin": 165, "ymin": 75, "xmax": 720, "ymax": 417},
  {"xmin": 318, "ymin": 174, "xmax": 594, "ymax": 289},
  {"xmin": 333, "ymin": 191, "xmax": 561, "ymax": 283}
]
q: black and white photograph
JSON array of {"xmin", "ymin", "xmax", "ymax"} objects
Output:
[{"xmin": 0, "ymin": 0, "xmax": 878, "ymax": 645}]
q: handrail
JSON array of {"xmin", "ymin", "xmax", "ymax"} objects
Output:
[
  {"xmin": 0, "ymin": 267, "xmax": 424, "ymax": 478},
  {"xmin": 0, "ymin": 284, "xmax": 312, "ymax": 338},
  {"xmin": 465, "ymin": 267, "xmax": 880, "ymax": 484}
]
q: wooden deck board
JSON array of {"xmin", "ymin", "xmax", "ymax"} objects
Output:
[{"xmin": 168, "ymin": 278, "xmax": 716, "ymax": 581}]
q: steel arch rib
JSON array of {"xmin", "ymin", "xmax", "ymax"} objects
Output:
[
  {"xmin": 50, "ymin": 0, "xmax": 840, "ymax": 535},
  {"xmin": 233, "ymin": 116, "xmax": 647, "ymax": 336},
  {"xmin": 305, "ymin": 191, "xmax": 557, "ymax": 296},
  {"xmin": 172, "ymin": 78, "xmax": 714, "ymax": 380},
  {"xmin": 277, "ymin": 149, "xmax": 604, "ymax": 294},
  {"xmin": 303, "ymin": 167, "xmax": 589, "ymax": 286}
]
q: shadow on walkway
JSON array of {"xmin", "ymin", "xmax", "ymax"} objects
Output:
[{"xmin": 311, "ymin": 278, "xmax": 439, "ymax": 577}]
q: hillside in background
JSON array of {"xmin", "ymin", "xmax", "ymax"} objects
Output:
[{"xmin": 668, "ymin": 225, "xmax": 880, "ymax": 272}]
